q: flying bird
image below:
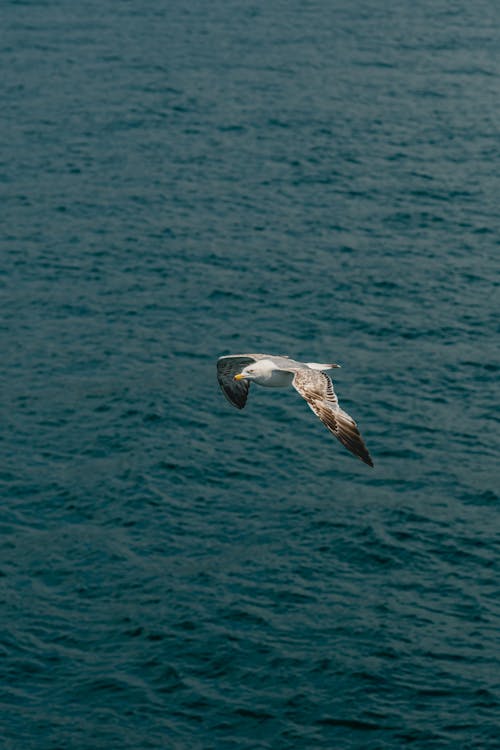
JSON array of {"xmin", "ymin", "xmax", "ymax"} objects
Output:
[{"xmin": 217, "ymin": 353, "xmax": 373, "ymax": 466}]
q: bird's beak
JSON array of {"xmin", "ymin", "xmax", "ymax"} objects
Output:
[
  {"xmin": 234, "ymin": 373, "xmax": 246, "ymax": 381},
  {"xmin": 331, "ymin": 363, "xmax": 341, "ymax": 368}
]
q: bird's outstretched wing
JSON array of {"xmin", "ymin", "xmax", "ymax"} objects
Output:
[
  {"xmin": 292, "ymin": 370, "xmax": 374, "ymax": 466},
  {"xmin": 216, "ymin": 354, "xmax": 259, "ymax": 409}
]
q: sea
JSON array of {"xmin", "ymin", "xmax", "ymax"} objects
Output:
[{"xmin": 1, "ymin": 1, "xmax": 499, "ymax": 748}]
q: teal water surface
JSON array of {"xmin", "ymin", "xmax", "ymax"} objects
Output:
[{"xmin": 1, "ymin": 1, "xmax": 499, "ymax": 748}]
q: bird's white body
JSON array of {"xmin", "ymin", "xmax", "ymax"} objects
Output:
[
  {"xmin": 242, "ymin": 359, "xmax": 294, "ymax": 387},
  {"xmin": 240, "ymin": 358, "xmax": 337, "ymax": 387}
]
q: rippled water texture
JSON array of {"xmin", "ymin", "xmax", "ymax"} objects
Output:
[{"xmin": 1, "ymin": 1, "xmax": 499, "ymax": 748}]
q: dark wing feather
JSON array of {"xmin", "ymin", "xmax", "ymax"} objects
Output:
[
  {"xmin": 216, "ymin": 355, "xmax": 257, "ymax": 409},
  {"xmin": 292, "ymin": 370, "xmax": 374, "ymax": 467}
]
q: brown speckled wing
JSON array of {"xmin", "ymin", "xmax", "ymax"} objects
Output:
[{"xmin": 292, "ymin": 370, "xmax": 374, "ymax": 467}]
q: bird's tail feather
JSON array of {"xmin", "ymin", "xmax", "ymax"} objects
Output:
[{"xmin": 305, "ymin": 362, "xmax": 341, "ymax": 371}]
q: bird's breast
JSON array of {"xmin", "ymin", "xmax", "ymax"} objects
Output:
[{"xmin": 254, "ymin": 369, "xmax": 294, "ymax": 388}]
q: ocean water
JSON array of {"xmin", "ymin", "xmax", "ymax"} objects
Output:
[{"xmin": 1, "ymin": 0, "xmax": 499, "ymax": 748}]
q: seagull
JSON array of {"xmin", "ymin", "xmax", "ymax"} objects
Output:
[{"xmin": 217, "ymin": 353, "xmax": 374, "ymax": 467}]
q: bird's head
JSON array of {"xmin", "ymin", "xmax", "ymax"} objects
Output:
[
  {"xmin": 234, "ymin": 365, "xmax": 256, "ymax": 381},
  {"xmin": 234, "ymin": 361, "xmax": 267, "ymax": 381}
]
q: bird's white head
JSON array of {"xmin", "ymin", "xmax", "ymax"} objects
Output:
[
  {"xmin": 234, "ymin": 364, "xmax": 256, "ymax": 381},
  {"xmin": 234, "ymin": 359, "xmax": 271, "ymax": 381}
]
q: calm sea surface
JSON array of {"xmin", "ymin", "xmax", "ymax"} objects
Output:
[{"xmin": 1, "ymin": 1, "xmax": 499, "ymax": 748}]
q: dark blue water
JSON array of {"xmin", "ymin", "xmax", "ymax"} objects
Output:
[{"xmin": 1, "ymin": 1, "xmax": 499, "ymax": 747}]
